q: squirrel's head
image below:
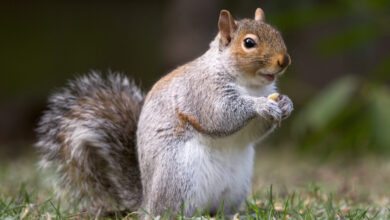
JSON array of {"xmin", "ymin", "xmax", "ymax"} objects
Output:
[{"xmin": 218, "ymin": 8, "xmax": 290, "ymax": 87}]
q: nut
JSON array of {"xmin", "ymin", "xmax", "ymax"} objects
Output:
[{"xmin": 267, "ymin": 93, "xmax": 280, "ymax": 101}]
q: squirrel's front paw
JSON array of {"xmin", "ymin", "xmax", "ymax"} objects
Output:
[
  {"xmin": 255, "ymin": 97, "xmax": 282, "ymax": 124},
  {"xmin": 278, "ymin": 95, "xmax": 293, "ymax": 119}
]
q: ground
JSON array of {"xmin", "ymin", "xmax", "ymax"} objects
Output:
[{"xmin": 0, "ymin": 148, "xmax": 389, "ymax": 219}]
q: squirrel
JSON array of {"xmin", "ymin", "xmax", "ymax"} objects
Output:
[{"xmin": 36, "ymin": 8, "xmax": 293, "ymax": 217}]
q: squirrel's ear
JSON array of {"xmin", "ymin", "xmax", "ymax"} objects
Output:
[
  {"xmin": 218, "ymin": 9, "xmax": 237, "ymax": 46},
  {"xmin": 254, "ymin": 8, "xmax": 265, "ymax": 21}
]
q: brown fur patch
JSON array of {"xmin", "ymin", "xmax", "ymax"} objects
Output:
[
  {"xmin": 176, "ymin": 109, "xmax": 204, "ymax": 132},
  {"xmin": 58, "ymin": 131, "xmax": 73, "ymax": 162},
  {"xmin": 58, "ymin": 139, "xmax": 80, "ymax": 179}
]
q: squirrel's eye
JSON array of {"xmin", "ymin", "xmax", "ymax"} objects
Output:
[{"xmin": 243, "ymin": 38, "xmax": 256, "ymax": 48}]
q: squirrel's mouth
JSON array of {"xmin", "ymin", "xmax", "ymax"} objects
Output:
[
  {"xmin": 261, "ymin": 74, "xmax": 275, "ymax": 81},
  {"xmin": 256, "ymin": 71, "xmax": 277, "ymax": 82},
  {"xmin": 256, "ymin": 67, "xmax": 287, "ymax": 82}
]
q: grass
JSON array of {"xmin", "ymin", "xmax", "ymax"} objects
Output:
[{"xmin": 1, "ymin": 150, "xmax": 390, "ymax": 219}]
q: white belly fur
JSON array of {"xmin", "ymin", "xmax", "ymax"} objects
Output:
[
  {"xmin": 179, "ymin": 83, "xmax": 277, "ymax": 214},
  {"xmin": 179, "ymin": 117, "xmax": 275, "ymax": 214},
  {"xmin": 180, "ymin": 136, "xmax": 254, "ymax": 214}
]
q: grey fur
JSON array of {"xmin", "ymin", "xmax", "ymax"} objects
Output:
[
  {"xmin": 137, "ymin": 23, "xmax": 292, "ymax": 215},
  {"xmin": 36, "ymin": 72, "xmax": 144, "ymax": 211},
  {"xmin": 35, "ymin": 10, "xmax": 294, "ymax": 218}
]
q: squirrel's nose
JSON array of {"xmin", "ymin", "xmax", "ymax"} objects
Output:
[{"xmin": 277, "ymin": 54, "xmax": 291, "ymax": 69}]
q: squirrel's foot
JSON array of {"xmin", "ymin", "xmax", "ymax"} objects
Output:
[
  {"xmin": 278, "ymin": 95, "xmax": 293, "ymax": 119},
  {"xmin": 255, "ymin": 97, "xmax": 282, "ymax": 125}
]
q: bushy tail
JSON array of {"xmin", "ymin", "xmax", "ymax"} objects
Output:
[{"xmin": 36, "ymin": 71, "xmax": 144, "ymax": 211}]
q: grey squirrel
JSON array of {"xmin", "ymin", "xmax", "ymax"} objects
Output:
[{"xmin": 36, "ymin": 8, "xmax": 293, "ymax": 217}]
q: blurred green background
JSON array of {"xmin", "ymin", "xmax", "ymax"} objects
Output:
[{"xmin": 0, "ymin": 0, "xmax": 389, "ymax": 159}]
